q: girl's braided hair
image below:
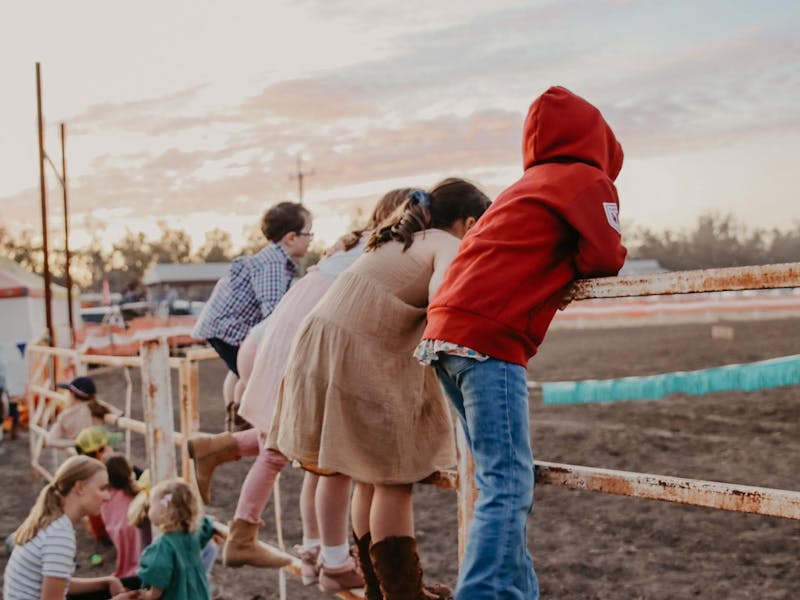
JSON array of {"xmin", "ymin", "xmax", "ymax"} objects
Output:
[{"xmin": 366, "ymin": 178, "xmax": 490, "ymax": 252}]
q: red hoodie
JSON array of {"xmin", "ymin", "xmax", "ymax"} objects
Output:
[{"xmin": 423, "ymin": 86, "xmax": 627, "ymax": 366}]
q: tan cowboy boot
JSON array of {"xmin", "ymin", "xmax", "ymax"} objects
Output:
[
  {"xmin": 222, "ymin": 519, "xmax": 292, "ymax": 568},
  {"xmin": 187, "ymin": 431, "xmax": 239, "ymax": 504}
]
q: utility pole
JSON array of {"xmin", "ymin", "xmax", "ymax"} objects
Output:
[
  {"xmin": 290, "ymin": 156, "xmax": 313, "ymax": 202},
  {"xmin": 61, "ymin": 123, "xmax": 75, "ymax": 346},
  {"xmin": 35, "ymin": 63, "xmax": 54, "ymax": 347}
]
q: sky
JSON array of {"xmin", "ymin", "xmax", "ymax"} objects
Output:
[{"xmin": 1, "ymin": 0, "xmax": 799, "ymax": 251}]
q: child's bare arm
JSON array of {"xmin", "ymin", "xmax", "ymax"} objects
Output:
[
  {"xmin": 45, "ymin": 418, "xmax": 75, "ymax": 449},
  {"xmin": 45, "ymin": 436, "xmax": 79, "ymax": 450},
  {"xmin": 429, "ymin": 242, "xmax": 460, "ymax": 300}
]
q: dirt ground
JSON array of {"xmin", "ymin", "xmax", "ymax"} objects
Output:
[{"xmin": 1, "ymin": 317, "xmax": 799, "ymax": 599}]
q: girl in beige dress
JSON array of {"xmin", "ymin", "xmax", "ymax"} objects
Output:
[
  {"xmin": 272, "ymin": 179, "xmax": 490, "ymax": 599},
  {"xmin": 185, "ymin": 190, "xmax": 410, "ymax": 587}
]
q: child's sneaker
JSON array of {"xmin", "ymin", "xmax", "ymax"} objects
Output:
[
  {"xmin": 293, "ymin": 544, "xmax": 321, "ymax": 586},
  {"xmin": 317, "ymin": 556, "xmax": 364, "ymax": 594}
]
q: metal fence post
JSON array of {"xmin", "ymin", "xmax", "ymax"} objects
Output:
[{"xmin": 140, "ymin": 339, "xmax": 177, "ymax": 485}]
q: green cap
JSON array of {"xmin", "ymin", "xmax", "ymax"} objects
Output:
[{"xmin": 75, "ymin": 426, "xmax": 121, "ymax": 455}]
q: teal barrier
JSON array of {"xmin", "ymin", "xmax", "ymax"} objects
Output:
[{"xmin": 540, "ymin": 354, "xmax": 800, "ymax": 405}]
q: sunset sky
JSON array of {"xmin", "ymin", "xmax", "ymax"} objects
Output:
[{"xmin": 1, "ymin": 0, "xmax": 798, "ymax": 250}]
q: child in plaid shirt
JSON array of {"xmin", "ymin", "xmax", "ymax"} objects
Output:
[
  {"xmin": 193, "ymin": 201, "xmax": 313, "ymax": 374},
  {"xmin": 193, "ymin": 202, "xmax": 313, "ymax": 431}
]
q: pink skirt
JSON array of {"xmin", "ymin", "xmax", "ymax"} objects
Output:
[{"xmin": 238, "ymin": 270, "xmax": 336, "ymax": 432}]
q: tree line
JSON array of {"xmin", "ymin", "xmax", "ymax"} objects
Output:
[
  {"xmin": 627, "ymin": 213, "xmax": 799, "ymax": 271},
  {"xmin": 0, "ymin": 222, "xmax": 269, "ymax": 292},
  {"xmin": 0, "ymin": 213, "xmax": 797, "ymax": 292}
]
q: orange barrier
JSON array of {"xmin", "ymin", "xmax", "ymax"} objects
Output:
[{"xmin": 74, "ymin": 315, "xmax": 200, "ymax": 355}]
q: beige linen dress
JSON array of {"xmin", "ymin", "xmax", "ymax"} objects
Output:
[
  {"xmin": 239, "ymin": 238, "xmax": 370, "ymax": 431},
  {"xmin": 271, "ymin": 229, "xmax": 458, "ymax": 484},
  {"xmin": 238, "ymin": 269, "xmax": 337, "ymax": 432}
]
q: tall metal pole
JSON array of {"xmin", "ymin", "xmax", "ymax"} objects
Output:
[
  {"xmin": 60, "ymin": 123, "xmax": 75, "ymax": 346},
  {"xmin": 36, "ymin": 63, "xmax": 54, "ymax": 347},
  {"xmin": 291, "ymin": 156, "xmax": 313, "ymax": 202}
]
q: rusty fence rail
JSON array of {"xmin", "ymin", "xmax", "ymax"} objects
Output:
[
  {"xmin": 25, "ymin": 261, "xmax": 800, "ymax": 595},
  {"xmin": 555, "ymin": 263, "xmax": 800, "ymax": 518},
  {"xmin": 446, "ymin": 261, "xmax": 800, "ymax": 559},
  {"xmin": 570, "ymin": 262, "xmax": 800, "ymax": 300},
  {"xmin": 26, "ymin": 342, "xmax": 202, "ymax": 483},
  {"xmin": 426, "ymin": 462, "xmax": 800, "ymax": 521},
  {"xmin": 521, "ymin": 262, "xmax": 800, "ymax": 518}
]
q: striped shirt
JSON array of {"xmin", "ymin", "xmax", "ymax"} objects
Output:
[
  {"xmin": 3, "ymin": 514, "xmax": 76, "ymax": 599},
  {"xmin": 192, "ymin": 244, "xmax": 297, "ymax": 346}
]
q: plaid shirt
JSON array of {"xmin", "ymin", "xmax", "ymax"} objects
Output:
[{"xmin": 192, "ymin": 244, "xmax": 297, "ymax": 345}]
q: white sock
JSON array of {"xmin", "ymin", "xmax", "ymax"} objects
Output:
[
  {"xmin": 302, "ymin": 537, "xmax": 321, "ymax": 550},
  {"xmin": 320, "ymin": 543, "xmax": 350, "ymax": 568}
]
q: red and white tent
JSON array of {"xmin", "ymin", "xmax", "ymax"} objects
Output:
[{"xmin": 0, "ymin": 257, "xmax": 77, "ymax": 396}]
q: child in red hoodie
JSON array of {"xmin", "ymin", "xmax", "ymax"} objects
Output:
[{"xmin": 417, "ymin": 86, "xmax": 627, "ymax": 600}]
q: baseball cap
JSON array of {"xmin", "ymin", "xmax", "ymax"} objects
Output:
[
  {"xmin": 75, "ymin": 426, "xmax": 109, "ymax": 455},
  {"xmin": 74, "ymin": 426, "xmax": 123, "ymax": 455},
  {"xmin": 57, "ymin": 376, "xmax": 97, "ymax": 399}
]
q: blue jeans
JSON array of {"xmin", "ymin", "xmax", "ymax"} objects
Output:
[
  {"xmin": 435, "ymin": 354, "xmax": 539, "ymax": 600},
  {"xmin": 202, "ymin": 539, "xmax": 219, "ymax": 577}
]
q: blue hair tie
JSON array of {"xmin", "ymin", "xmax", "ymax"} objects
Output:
[{"xmin": 410, "ymin": 189, "xmax": 431, "ymax": 208}]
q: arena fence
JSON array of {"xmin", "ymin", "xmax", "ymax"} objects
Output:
[
  {"xmin": 25, "ymin": 261, "xmax": 800, "ymax": 598},
  {"xmin": 25, "ymin": 342, "xmax": 210, "ymax": 485}
]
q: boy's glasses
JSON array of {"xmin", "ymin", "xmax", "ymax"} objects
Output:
[{"xmin": 298, "ymin": 231, "xmax": 315, "ymax": 239}]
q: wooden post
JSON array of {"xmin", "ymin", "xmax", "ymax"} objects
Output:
[
  {"xmin": 123, "ymin": 367, "xmax": 132, "ymax": 459},
  {"xmin": 35, "ymin": 63, "xmax": 54, "ymax": 350},
  {"xmin": 178, "ymin": 358, "xmax": 200, "ymax": 484},
  {"xmin": 140, "ymin": 340, "xmax": 177, "ymax": 485},
  {"xmin": 60, "ymin": 123, "xmax": 75, "ymax": 346}
]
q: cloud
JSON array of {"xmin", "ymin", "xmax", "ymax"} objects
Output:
[
  {"xmin": 69, "ymin": 84, "xmax": 209, "ymax": 134},
  {"xmin": 0, "ymin": 103, "xmax": 523, "ymax": 246},
  {"xmin": 4, "ymin": 1, "xmax": 799, "ymax": 244},
  {"xmin": 241, "ymin": 78, "xmax": 381, "ymax": 122},
  {"xmin": 597, "ymin": 27, "xmax": 800, "ymax": 154}
]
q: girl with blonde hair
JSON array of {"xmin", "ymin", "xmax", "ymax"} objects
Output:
[
  {"xmin": 3, "ymin": 455, "xmax": 125, "ymax": 599},
  {"xmin": 125, "ymin": 479, "xmax": 218, "ymax": 600}
]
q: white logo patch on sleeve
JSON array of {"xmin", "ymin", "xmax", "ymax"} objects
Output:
[{"xmin": 603, "ymin": 202, "xmax": 621, "ymax": 234}]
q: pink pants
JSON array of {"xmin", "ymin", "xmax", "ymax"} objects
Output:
[{"xmin": 233, "ymin": 429, "xmax": 288, "ymax": 525}]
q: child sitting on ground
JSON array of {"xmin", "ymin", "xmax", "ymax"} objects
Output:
[
  {"xmin": 74, "ymin": 426, "xmax": 119, "ymax": 543},
  {"xmin": 47, "ymin": 376, "xmax": 121, "ymax": 450},
  {"xmin": 102, "ymin": 455, "xmax": 143, "ymax": 579},
  {"xmin": 119, "ymin": 479, "xmax": 220, "ymax": 600},
  {"xmin": 75, "ymin": 425, "xmax": 124, "ymax": 461},
  {"xmin": 3, "ymin": 455, "xmax": 126, "ymax": 599}
]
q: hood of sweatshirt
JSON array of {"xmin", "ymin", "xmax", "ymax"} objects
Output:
[{"xmin": 522, "ymin": 85, "xmax": 623, "ymax": 181}]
